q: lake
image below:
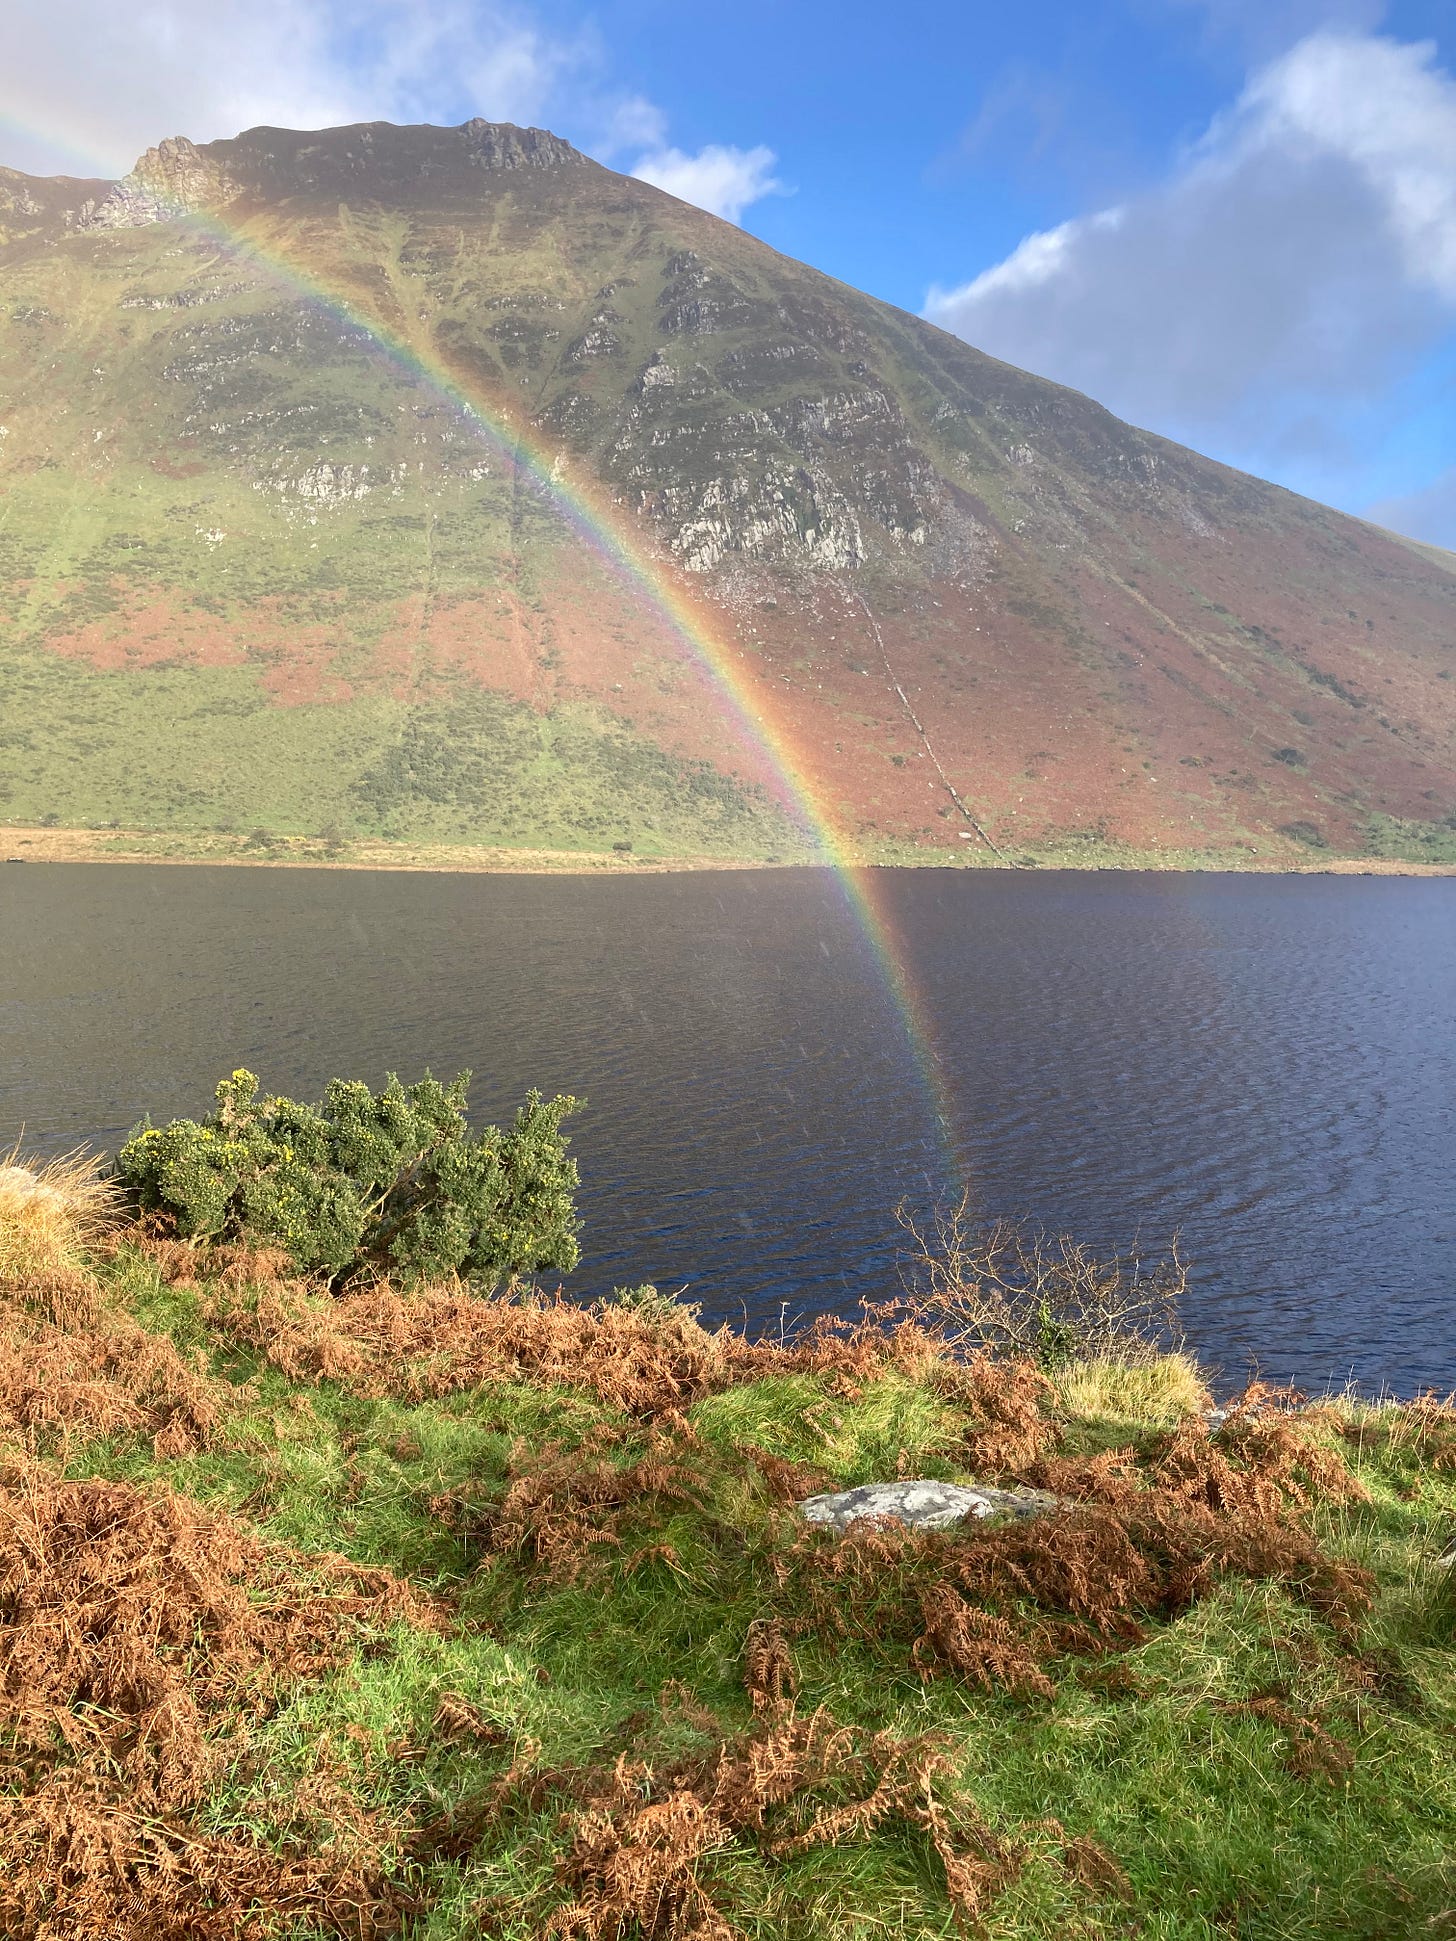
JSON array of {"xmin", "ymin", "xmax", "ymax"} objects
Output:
[{"xmin": 1, "ymin": 861, "xmax": 1452, "ymax": 1396}]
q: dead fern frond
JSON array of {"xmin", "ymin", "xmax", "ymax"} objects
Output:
[
  {"xmin": 532, "ymin": 1705, "xmax": 1014, "ymax": 1940},
  {"xmin": 431, "ymin": 1693, "xmax": 509, "ymax": 1747},
  {"xmin": 912, "ymin": 1587, "xmax": 1056, "ymax": 1698},
  {"xmin": 0, "ymin": 1462, "xmax": 432, "ymax": 1939},
  {"xmin": 0, "ymin": 1281, "xmax": 226, "ymax": 1461},
  {"xmin": 1061, "ymin": 1832, "xmax": 1134, "ymax": 1900},
  {"xmin": 743, "ymin": 1618, "xmax": 797, "ymax": 1714}
]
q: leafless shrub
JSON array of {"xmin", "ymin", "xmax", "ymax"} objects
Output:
[{"xmin": 896, "ymin": 1193, "xmax": 1187, "ymax": 1365}]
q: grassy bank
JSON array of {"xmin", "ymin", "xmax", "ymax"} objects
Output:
[
  {"xmin": 1, "ymin": 1163, "xmax": 1454, "ymax": 1938},
  {"xmin": 5, "ymin": 823, "xmax": 1456, "ymax": 875}
]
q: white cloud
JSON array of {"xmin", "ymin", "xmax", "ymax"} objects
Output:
[
  {"xmin": 944, "ymin": 208, "xmax": 1122, "ymax": 306},
  {"xmin": 1240, "ymin": 31, "xmax": 1456, "ymax": 294},
  {"xmin": 0, "ymin": 0, "xmax": 785, "ymax": 238},
  {"xmin": 632, "ymin": 143, "xmax": 784, "ymax": 224},
  {"xmin": 342, "ymin": 0, "xmax": 587, "ymax": 130},
  {"xmin": 597, "ymin": 93, "xmax": 669, "ymax": 159},
  {"xmin": 0, "ymin": 0, "xmax": 584, "ymax": 176},
  {"xmin": 1167, "ymin": 0, "xmax": 1386, "ymax": 64},
  {"xmin": 925, "ymin": 31, "xmax": 1456, "ymax": 465}
]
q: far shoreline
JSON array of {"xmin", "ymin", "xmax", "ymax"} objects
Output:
[{"xmin": 2, "ymin": 825, "xmax": 1453, "ymax": 877}]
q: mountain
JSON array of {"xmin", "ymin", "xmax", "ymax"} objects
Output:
[{"xmin": 2, "ymin": 119, "xmax": 1454, "ymax": 864}]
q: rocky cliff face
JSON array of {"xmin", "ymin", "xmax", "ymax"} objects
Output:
[
  {"xmin": 82, "ymin": 120, "xmax": 588, "ymax": 230},
  {"xmin": 0, "ymin": 164, "xmax": 110, "ymax": 244},
  {"xmin": 0, "ymin": 120, "xmax": 1452, "ymax": 863},
  {"xmin": 81, "ymin": 136, "xmax": 239, "ymax": 228}
]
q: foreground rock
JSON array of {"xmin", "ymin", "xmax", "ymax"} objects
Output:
[{"xmin": 799, "ymin": 1480, "xmax": 1061, "ymax": 1534}]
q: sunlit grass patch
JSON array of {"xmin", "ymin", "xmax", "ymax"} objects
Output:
[
  {"xmin": 1423, "ymin": 1556, "xmax": 1456, "ymax": 1644},
  {"xmin": 689, "ymin": 1370, "xmax": 968, "ymax": 1485},
  {"xmin": 1052, "ymin": 1350, "xmax": 1211, "ymax": 1429}
]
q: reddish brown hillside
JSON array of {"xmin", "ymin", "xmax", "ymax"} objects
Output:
[{"xmin": 0, "ymin": 119, "xmax": 1452, "ymax": 862}]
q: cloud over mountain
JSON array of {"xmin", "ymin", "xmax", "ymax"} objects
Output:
[
  {"xmin": 1, "ymin": 0, "xmax": 604, "ymax": 175},
  {"xmin": 1366, "ymin": 466, "xmax": 1456, "ymax": 548},
  {"xmin": 925, "ymin": 31, "xmax": 1456, "ymax": 492},
  {"xmin": 0, "ymin": 0, "xmax": 781, "ymax": 227},
  {"xmin": 632, "ymin": 143, "xmax": 784, "ymax": 224}
]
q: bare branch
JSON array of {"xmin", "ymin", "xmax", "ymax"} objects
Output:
[{"xmin": 895, "ymin": 1192, "xmax": 1186, "ymax": 1366}]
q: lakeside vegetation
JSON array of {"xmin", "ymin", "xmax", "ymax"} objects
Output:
[
  {"xmin": 5, "ymin": 821, "xmax": 1456, "ymax": 875},
  {"xmin": 1, "ymin": 1099, "xmax": 1454, "ymax": 1940}
]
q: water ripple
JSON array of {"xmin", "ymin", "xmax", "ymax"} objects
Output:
[{"xmin": 1, "ymin": 863, "xmax": 1452, "ymax": 1395}]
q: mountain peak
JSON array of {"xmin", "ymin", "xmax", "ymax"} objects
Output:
[
  {"xmin": 80, "ymin": 119, "xmax": 590, "ymax": 229},
  {"xmin": 3, "ymin": 110, "xmax": 1453, "ymax": 864}
]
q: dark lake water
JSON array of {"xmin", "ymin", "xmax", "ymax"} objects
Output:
[{"xmin": 1, "ymin": 862, "xmax": 1452, "ymax": 1396}]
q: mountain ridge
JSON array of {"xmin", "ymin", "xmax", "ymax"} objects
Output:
[{"xmin": 1, "ymin": 118, "xmax": 1453, "ymax": 864}]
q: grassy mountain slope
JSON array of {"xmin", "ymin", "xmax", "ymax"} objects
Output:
[{"xmin": 2, "ymin": 120, "xmax": 1454, "ymax": 864}]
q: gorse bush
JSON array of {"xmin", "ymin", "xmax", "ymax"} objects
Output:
[{"xmin": 117, "ymin": 1068, "xmax": 582, "ymax": 1285}]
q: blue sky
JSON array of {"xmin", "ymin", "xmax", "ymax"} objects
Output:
[{"xmin": 3, "ymin": 0, "xmax": 1454, "ymax": 543}]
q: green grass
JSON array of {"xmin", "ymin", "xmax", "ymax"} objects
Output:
[
  {"xmin": 1052, "ymin": 1351, "xmax": 1211, "ymax": 1429},
  {"xmin": 1364, "ymin": 813, "xmax": 1456, "ymax": 866},
  {"xmin": 0, "ymin": 643, "xmax": 804, "ymax": 857},
  {"xmin": 8, "ymin": 1237, "xmax": 1456, "ymax": 1939}
]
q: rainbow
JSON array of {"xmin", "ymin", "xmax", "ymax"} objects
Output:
[{"xmin": 7, "ymin": 121, "xmax": 971, "ymax": 1178}]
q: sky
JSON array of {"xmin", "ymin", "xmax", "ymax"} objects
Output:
[{"xmin": 2, "ymin": 0, "xmax": 1454, "ymax": 545}]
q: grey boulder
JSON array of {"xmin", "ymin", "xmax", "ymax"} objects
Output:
[{"xmin": 798, "ymin": 1479, "xmax": 1060, "ymax": 1534}]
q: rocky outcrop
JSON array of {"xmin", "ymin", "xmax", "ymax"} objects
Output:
[
  {"xmin": 78, "ymin": 121, "xmax": 585, "ymax": 232},
  {"xmin": 81, "ymin": 137, "xmax": 237, "ymax": 228},
  {"xmin": 269, "ymin": 462, "xmax": 374, "ymax": 505},
  {"xmin": 459, "ymin": 121, "xmax": 586, "ymax": 170},
  {"xmin": 659, "ymin": 253, "xmax": 760, "ymax": 336},
  {"xmin": 566, "ymin": 307, "xmax": 624, "ymax": 363},
  {"xmin": 798, "ymin": 1480, "xmax": 1062, "ymax": 1533},
  {"xmin": 1, "ymin": 164, "xmax": 113, "ymax": 243},
  {"xmin": 660, "ymin": 464, "xmax": 866, "ymax": 573}
]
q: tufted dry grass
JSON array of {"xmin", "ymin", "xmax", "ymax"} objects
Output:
[{"xmin": 0, "ymin": 1147, "xmax": 122, "ymax": 1281}]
